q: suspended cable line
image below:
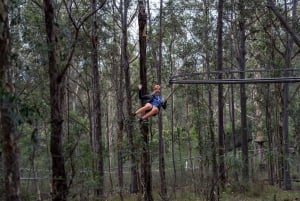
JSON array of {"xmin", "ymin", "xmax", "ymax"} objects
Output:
[{"xmin": 169, "ymin": 68, "xmax": 300, "ymax": 85}]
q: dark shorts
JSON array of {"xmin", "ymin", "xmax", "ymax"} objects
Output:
[{"xmin": 145, "ymin": 105, "xmax": 159, "ymax": 115}]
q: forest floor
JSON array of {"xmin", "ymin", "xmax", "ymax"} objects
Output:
[{"xmin": 106, "ymin": 183, "xmax": 300, "ymax": 201}]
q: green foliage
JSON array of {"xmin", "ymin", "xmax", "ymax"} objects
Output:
[
  {"xmin": 102, "ymin": 183, "xmax": 300, "ymax": 201},
  {"xmin": 225, "ymin": 152, "xmax": 243, "ymax": 171},
  {"xmin": 222, "ymin": 183, "xmax": 299, "ymax": 201},
  {"xmin": 3, "ymin": 0, "xmax": 300, "ymax": 199},
  {"xmin": 0, "ymin": 92, "xmax": 39, "ymax": 134}
]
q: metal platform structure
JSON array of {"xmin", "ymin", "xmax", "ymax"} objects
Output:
[{"xmin": 169, "ymin": 68, "xmax": 300, "ymax": 85}]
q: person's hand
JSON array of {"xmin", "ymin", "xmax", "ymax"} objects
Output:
[
  {"xmin": 138, "ymin": 84, "xmax": 142, "ymax": 89},
  {"xmin": 162, "ymin": 101, "xmax": 167, "ymax": 109}
]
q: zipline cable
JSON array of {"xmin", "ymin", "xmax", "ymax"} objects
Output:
[{"xmin": 164, "ymin": 86, "xmax": 178, "ymax": 101}]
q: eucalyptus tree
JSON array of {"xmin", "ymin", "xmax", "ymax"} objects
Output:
[
  {"xmin": 216, "ymin": 0, "xmax": 225, "ymax": 191},
  {"xmin": 0, "ymin": 0, "xmax": 22, "ymax": 200},
  {"xmin": 90, "ymin": 0, "xmax": 106, "ymax": 198},
  {"xmin": 120, "ymin": 0, "xmax": 139, "ymax": 194},
  {"xmin": 160, "ymin": 0, "xmax": 186, "ymax": 191},
  {"xmin": 111, "ymin": 0, "xmax": 125, "ymax": 198},
  {"xmin": 236, "ymin": 0, "xmax": 249, "ymax": 182},
  {"xmin": 162, "ymin": 0, "xmax": 215, "ymax": 193},
  {"xmin": 43, "ymin": 0, "xmax": 108, "ymax": 199},
  {"xmin": 276, "ymin": 0, "xmax": 297, "ymax": 190},
  {"xmin": 138, "ymin": 0, "xmax": 153, "ymax": 200},
  {"xmin": 253, "ymin": 0, "xmax": 299, "ymax": 189},
  {"xmin": 152, "ymin": 0, "xmax": 168, "ymax": 199},
  {"xmin": 43, "ymin": 0, "xmax": 69, "ymax": 199},
  {"xmin": 200, "ymin": 0, "xmax": 218, "ymax": 199}
]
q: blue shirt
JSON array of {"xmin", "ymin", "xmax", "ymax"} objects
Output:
[
  {"xmin": 139, "ymin": 89, "xmax": 166, "ymax": 110},
  {"xmin": 150, "ymin": 95, "xmax": 164, "ymax": 109}
]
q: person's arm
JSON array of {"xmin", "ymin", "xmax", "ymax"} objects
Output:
[
  {"xmin": 162, "ymin": 99, "xmax": 167, "ymax": 109},
  {"xmin": 138, "ymin": 84, "xmax": 153, "ymax": 100}
]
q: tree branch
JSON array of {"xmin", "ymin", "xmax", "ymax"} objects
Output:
[
  {"xmin": 266, "ymin": 0, "xmax": 300, "ymax": 48},
  {"xmin": 58, "ymin": 0, "xmax": 107, "ymax": 82}
]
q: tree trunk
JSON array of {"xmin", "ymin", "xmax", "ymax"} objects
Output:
[
  {"xmin": 229, "ymin": 1, "xmax": 238, "ymax": 180},
  {"xmin": 168, "ymin": 37, "xmax": 177, "ymax": 193},
  {"xmin": 116, "ymin": 57, "xmax": 124, "ymax": 200},
  {"xmin": 277, "ymin": 96, "xmax": 284, "ymax": 187},
  {"xmin": 90, "ymin": 0, "xmax": 104, "ymax": 197},
  {"xmin": 43, "ymin": 0, "xmax": 68, "ymax": 200},
  {"xmin": 138, "ymin": 1, "xmax": 153, "ymax": 200},
  {"xmin": 111, "ymin": 1, "xmax": 125, "ymax": 199},
  {"xmin": 157, "ymin": 0, "xmax": 168, "ymax": 200},
  {"xmin": 105, "ymin": 93, "xmax": 114, "ymax": 191},
  {"xmin": 208, "ymin": 88, "xmax": 217, "ymax": 201},
  {"xmin": 0, "ymin": 1, "xmax": 22, "ymax": 201},
  {"xmin": 237, "ymin": 1, "xmax": 249, "ymax": 182},
  {"xmin": 185, "ymin": 88, "xmax": 195, "ymax": 191},
  {"xmin": 265, "ymin": 88, "xmax": 274, "ymax": 185},
  {"xmin": 121, "ymin": 0, "xmax": 138, "ymax": 194},
  {"xmin": 216, "ymin": 0, "xmax": 225, "ymax": 189},
  {"xmin": 206, "ymin": 53, "xmax": 217, "ymax": 201},
  {"xmin": 281, "ymin": 0, "xmax": 297, "ymax": 190},
  {"xmin": 202, "ymin": 1, "xmax": 218, "ymax": 199}
]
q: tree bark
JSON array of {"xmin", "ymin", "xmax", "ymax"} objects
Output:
[
  {"xmin": 0, "ymin": 3, "xmax": 22, "ymax": 200},
  {"xmin": 281, "ymin": 0, "xmax": 297, "ymax": 191},
  {"xmin": 237, "ymin": 1, "xmax": 249, "ymax": 182},
  {"xmin": 167, "ymin": 37, "xmax": 177, "ymax": 193},
  {"xmin": 90, "ymin": 0, "xmax": 104, "ymax": 197},
  {"xmin": 43, "ymin": 0, "xmax": 68, "ymax": 200},
  {"xmin": 157, "ymin": 0, "xmax": 168, "ymax": 200},
  {"xmin": 265, "ymin": 88, "xmax": 274, "ymax": 185},
  {"xmin": 121, "ymin": 0, "xmax": 139, "ymax": 194},
  {"xmin": 0, "ymin": 2, "xmax": 22, "ymax": 201},
  {"xmin": 202, "ymin": 1, "xmax": 218, "ymax": 199},
  {"xmin": 111, "ymin": 0, "xmax": 125, "ymax": 199},
  {"xmin": 217, "ymin": 0, "xmax": 226, "ymax": 189},
  {"xmin": 138, "ymin": 1, "xmax": 153, "ymax": 200}
]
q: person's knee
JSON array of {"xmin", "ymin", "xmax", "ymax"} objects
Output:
[
  {"xmin": 145, "ymin": 104, "xmax": 152, "ymax": 110},
  {"xmin": 150, "ymin": 108, "xmax": 158, "ymax": 115}
]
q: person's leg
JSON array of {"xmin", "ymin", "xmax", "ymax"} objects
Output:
[
  {"xmin": 142, "ymin": 107, "xmax": 159, "ymax": 120},
  {"xmin": 134, "ymin": 103, "xmax": 152, "ymax": 115}
]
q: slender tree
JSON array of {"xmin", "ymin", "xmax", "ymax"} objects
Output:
[
  {"xmin": 43, "ymin": 0, "xmax": 68, "ymax": 200},
  {"xmin": 0, "ymin": 0, "xmax": 22, "ymax": 200},
  {"xmin": 109, "ymin": 1, "xmax": 125, "ymax": 200},
  {"xmin": 216, "ymin": 0, "xmax": 226, "ymax": 189},
  {"xmin": 237, "ymin": 0, "xmax": 249, "ymax": 182},
  {"xmin": 121, "ymin": 0, "xmax": 139, "ymax": 194},
  {"xmin": 157, "ymin": 0, "xmax": 168, "ymax": 200},
  {"xmin": 138, "ymin": 0, "xmax": 153, "ymax": 200},
  {"xmin": 281, "ymin": 0, "xmax": 297, "ymax": 191},
  {"xmin": 90, "ymin": 0, "xmax": 104, "ymax": 197},
  {"xmin": 202, "ymin": 0, "xmax": 217, "ymax": 199}
]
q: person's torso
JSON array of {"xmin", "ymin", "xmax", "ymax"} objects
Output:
[{"xmin": 150, "ymin": 95, "xmax": 163, "ymax": 108}]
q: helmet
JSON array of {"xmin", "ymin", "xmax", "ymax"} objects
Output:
[{"xmin": 153, "ymin": 84, "xmax": 160, "ymax": 90}]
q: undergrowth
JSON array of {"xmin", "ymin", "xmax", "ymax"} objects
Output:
[{"xmin": 106, "ymin": 183, "xmax": 300, "ymax": 201}]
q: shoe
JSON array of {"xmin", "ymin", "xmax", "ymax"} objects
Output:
[{"xmin": 139, "ymin": 118, "xmax": 149, "ymax": 124}]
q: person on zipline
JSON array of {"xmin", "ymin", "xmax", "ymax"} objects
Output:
[{"xmin": 131, "ymin": 84, "xmax": 167, "ymax": 120}]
